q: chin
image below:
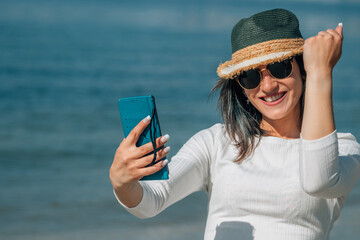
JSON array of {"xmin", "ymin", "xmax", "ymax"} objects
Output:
[
  {"xmin": 256, "ymin": 101, "xmax": 301, "ymax": 122},
  {"xmin": 262, "ymin": 111, "xmax": 291, "ymax": 121}
]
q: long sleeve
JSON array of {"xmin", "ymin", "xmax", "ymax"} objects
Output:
[
  {"xmin": 299, "ymin": 130, "xmax": 360, "ymax": 198},
  {"xmin": 115, "ymin": 124, "xmax": 221, "ymax": 218}
]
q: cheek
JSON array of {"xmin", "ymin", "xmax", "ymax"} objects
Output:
[
  {"xmin": 290, "ymin": 63, "xmax": 304, "ymax": 98},
  {"xmin": 293, "ymin": 79, "xmax": 304, "ymax": 100},
  {"xmin": 243, "ymin": 89, "xmax": 258, "ymax": 103}
]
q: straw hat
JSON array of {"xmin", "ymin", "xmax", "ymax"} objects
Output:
[{"xmin": 217, "ymin": 8, "xmax": 304, "ymax": 79}]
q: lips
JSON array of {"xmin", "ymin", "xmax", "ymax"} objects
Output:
[
  {"xmin": 260, "ymin": 92, "xmax": 287, "ymax": 106},
  {"xmin": 263, "ymin": 92, "xmax": 285, "ymax": 102}
]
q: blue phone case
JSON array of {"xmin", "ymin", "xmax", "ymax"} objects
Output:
[{"xmin": 118, "ymin": 95, "xmax": 169, "ymax": 180}]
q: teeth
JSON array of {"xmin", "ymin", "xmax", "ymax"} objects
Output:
[{"xmin": 264, "ymin": 93, "xmax": 284, "ymax": 102}]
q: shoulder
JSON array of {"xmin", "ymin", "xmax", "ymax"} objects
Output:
[
  {"xmin": 193, "ymin": 123, "xmax": 227, "ymax": 142},
  {"xmin": 188, "ymin": 123, "xmax": 229, "ymax": 152},
  {"xmin": 337, "ymin": 132, "xmax": 360, "ymax": 156},
  {"xmin": 202, "ymin": 123, "xmax": 226, "ymax": 134},
  {"xmin": 173, "ymin": 124, "xmax": 228, "ymax": 167}
]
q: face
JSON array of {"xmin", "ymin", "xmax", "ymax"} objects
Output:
[{"xmin": 243, "ymin": 59, "xmax": 303, "ymax": 124}]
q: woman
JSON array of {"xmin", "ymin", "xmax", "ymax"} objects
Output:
[{"xmin": 109, "ymin": 9, "xmax": 360, "ymax": 239}]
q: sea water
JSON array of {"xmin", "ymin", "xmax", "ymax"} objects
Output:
[{"xmin": 1, "ymin": 0, "xmax": 360, "ymax": 239}]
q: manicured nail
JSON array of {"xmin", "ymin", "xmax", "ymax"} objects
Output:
[
  {"xmin": 161, "ymin": 134, "xmax": 170, "ymax": 143},
  {"xmin": 143, "ymin": 115, "xmax": 151, "ymax": 123},
  {"xmin": 163, "ymin": 146, "xmax": 170, "ymax": 153},
  {"xmin": 161, "ymin": 159, "xmax": 169, "ymax": 166},
  {"xmin": 338, "ymin": 22, "xmax": 343, "ymax": 27}
]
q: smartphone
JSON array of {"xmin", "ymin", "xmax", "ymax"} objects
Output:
[{"xmin": 118, "ymin": 95, "xmax": 169, "ymax": 180}]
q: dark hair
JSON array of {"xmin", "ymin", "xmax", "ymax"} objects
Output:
[{"xmin": 211, "ymin": 55, "xmax": 306, "ymax": 162}]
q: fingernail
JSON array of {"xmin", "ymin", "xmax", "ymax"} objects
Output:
[
  {"xmin": 143, "ymin": 115, "xmax": 151, "ymax": 123},
  {"xmin": 161, "ymin": 134, "xmax": 170, "ymax": 143},
  {"xmin": 161, "ymin": 159, "xmax": 169, "ymax": 166},
  {"xmin": 163, "ymin": 146, "xmax": 170, "ymax": 153},
  {"xmin": 338, "ymin": 22, "xmax": 343, "ymax": 27}
]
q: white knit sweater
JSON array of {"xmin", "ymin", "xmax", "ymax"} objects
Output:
[{"xmin": 116, "ymin": 124, "xmax": 360, "ymax": 240}]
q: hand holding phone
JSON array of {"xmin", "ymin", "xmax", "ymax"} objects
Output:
[
  {"xmin": 116, "ymin": 95, "xmax": 169, "ymax": 181},
  {"xmin": 109, "ymin": 115, "xmax": 170, "ymax": 206}
]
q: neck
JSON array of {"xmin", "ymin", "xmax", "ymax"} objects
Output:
[{"xmin": 260, "ymin": 103, "xmax": 301, "ymax": 139}]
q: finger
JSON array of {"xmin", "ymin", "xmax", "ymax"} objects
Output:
[
  {"xmin": 317, "ymin": 31, "xmax": 328, "ymax": 37},
  {"xmin": 138, "ymin": 159, "xmax": 169, "ymax": 177},
  {"xmin": 326, "ymin": 29, "xmax": 342, "ymax": 40},
  {"xmin": 125, "ymin": 115, "xmax": 152, "ymax": 146},
  {"xmin": 134, "ymin": 134, "xmax": 170, "ymax": 158},
  {"xmin": 118, "ymin": 137, "xmax": 126, "ymax": 148},
  {"xmin": 335, "ymin": 23, "xmax": 343, "ymax": 39},
  {"xmin": 135, "ymin": 146, "xmax": 171, "ymax": 168}
]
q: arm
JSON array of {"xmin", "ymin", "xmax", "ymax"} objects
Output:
[
  {"xmin": 299, "ymin": 131, "xmax": 360, "ymax": 198},
  {"xmin": 301, "ymin": 23, "xmax": 343, "ymax": 140},
  {"xmin": 299, "ymin": 24, "xmax": 360, "ymax": 198},
  {"xmin": 112, "ymin": 123, "xmax": 217, "ymax": 218}
]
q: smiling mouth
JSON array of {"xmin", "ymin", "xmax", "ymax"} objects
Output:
[{"xmin": 261, "ymin": 92, "xmax": 286, "ymax": 103}]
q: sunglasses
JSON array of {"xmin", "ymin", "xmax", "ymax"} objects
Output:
[{"xmin": 235, "ymin": 58, "xmax": 294, "ymax": 90}]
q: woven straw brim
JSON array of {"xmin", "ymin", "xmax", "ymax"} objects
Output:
[{"xmin": 217, "ymin": 38, "xmax": 304, "ymax": 79}]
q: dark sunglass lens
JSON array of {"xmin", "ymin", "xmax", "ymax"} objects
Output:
[
  {"xmin": 238, "ymin": 69, "xmax": 260, "ymax": 89},
  {"xmin": 268, "ymin": 59, "xmax": 292, "ymax": 79}
]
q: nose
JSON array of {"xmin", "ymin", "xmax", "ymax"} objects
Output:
[{"xmin": 260, "ymin": 68, "xmax": 278, "ymax": 93}]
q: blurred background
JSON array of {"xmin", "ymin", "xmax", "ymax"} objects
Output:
[{"xmin": 1, "ymin": 0, "xmax": 359, "ymax": 239}]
